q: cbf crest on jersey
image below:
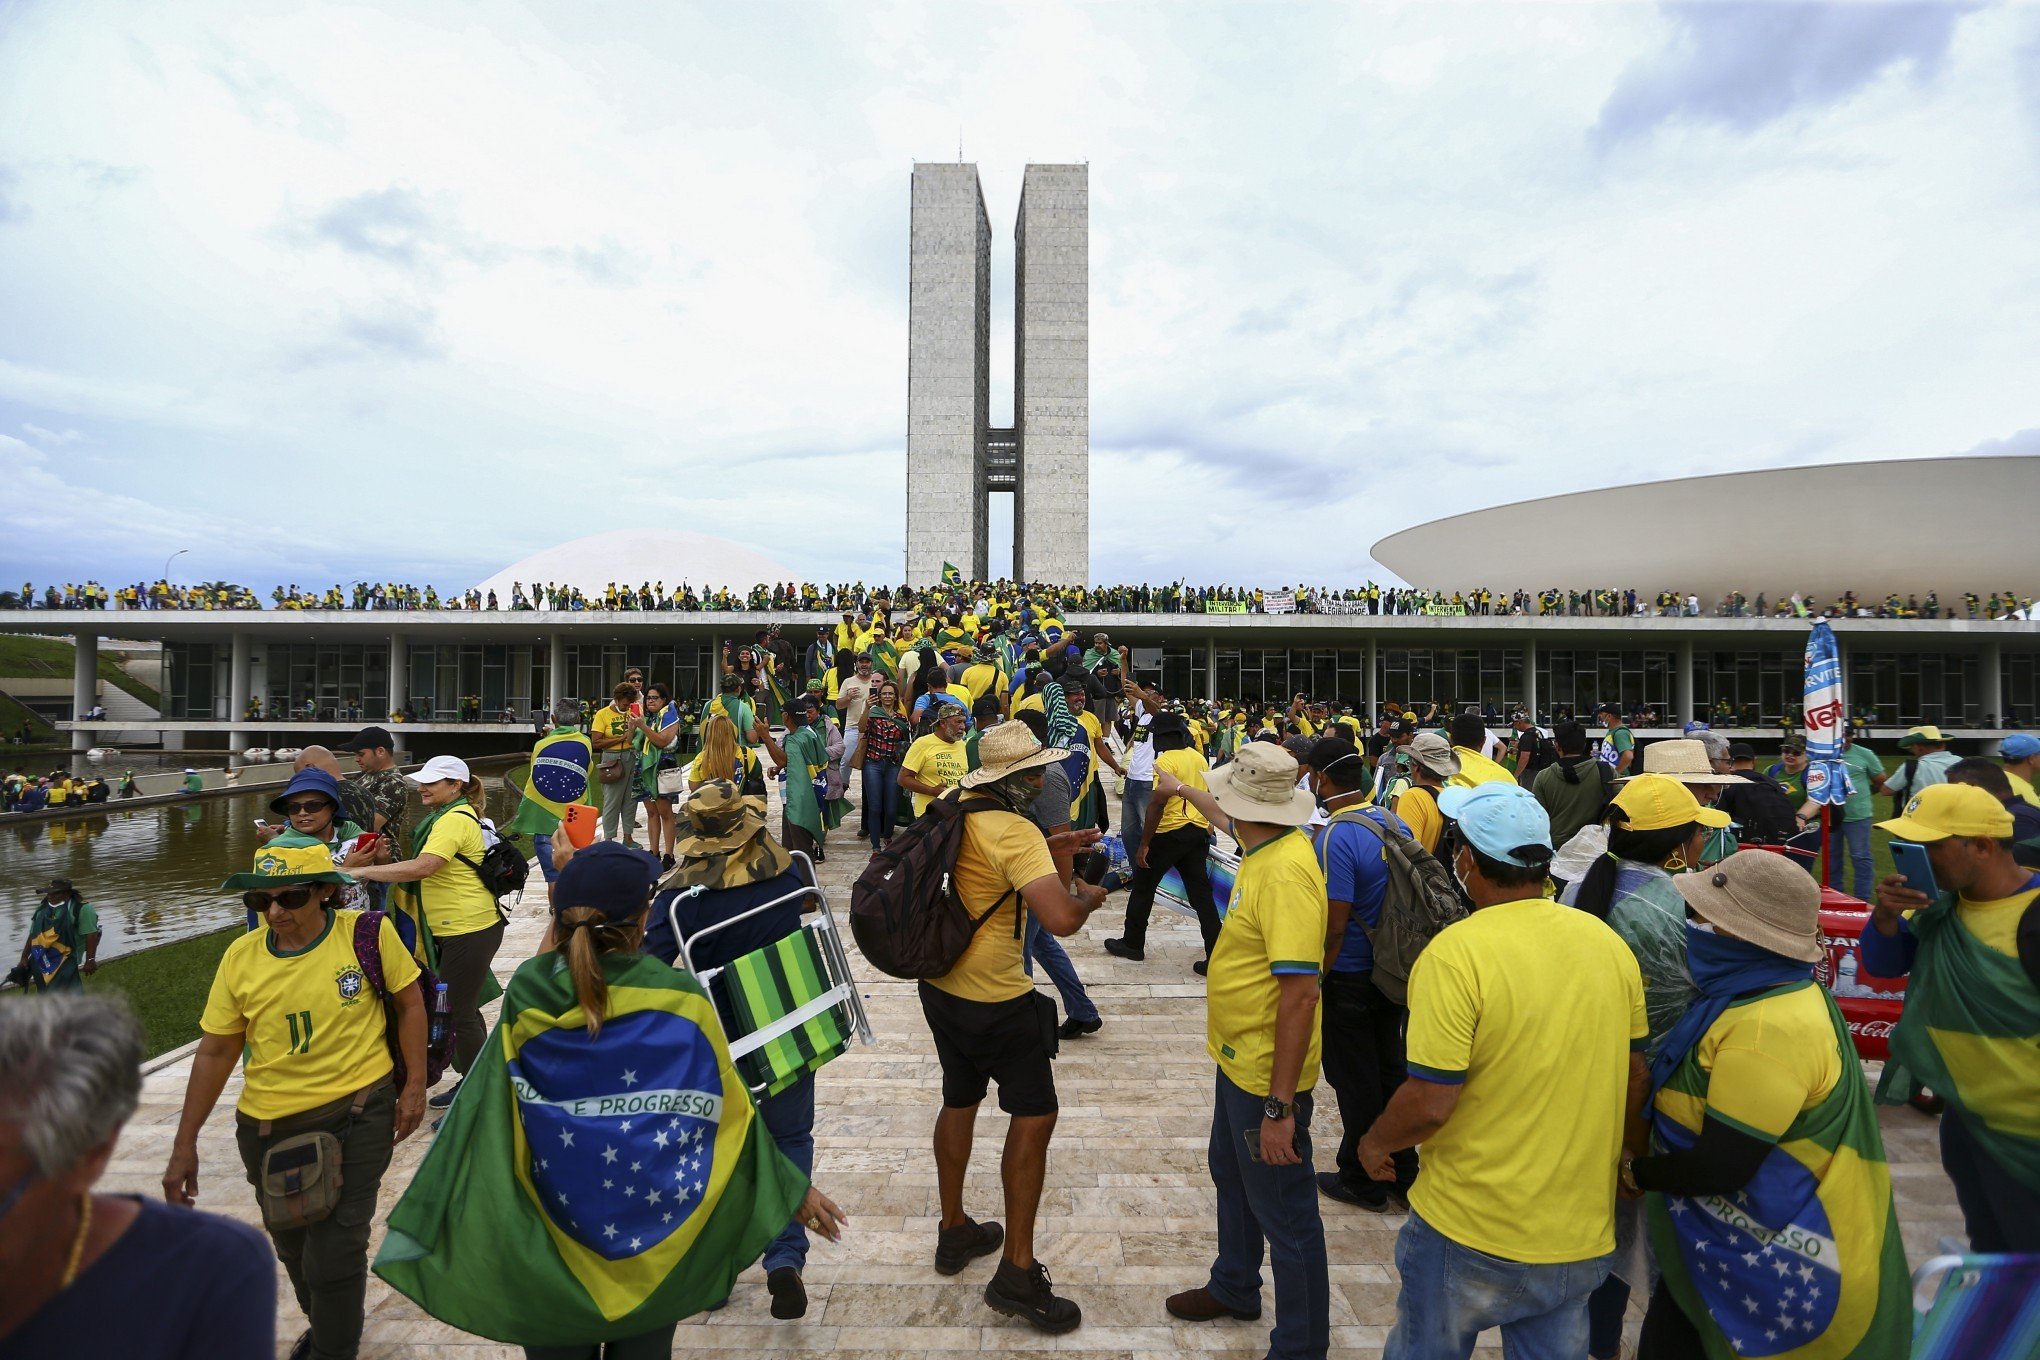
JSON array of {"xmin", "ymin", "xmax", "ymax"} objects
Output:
[{"xmin": 374, "ymin": 951, "xmax": 809, "ymax": 1347}]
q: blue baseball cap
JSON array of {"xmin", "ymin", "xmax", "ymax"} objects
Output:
[
  {"xmin": 2002, "ymin": 733, "xmax": 2040, "ymax": 760},
  {"xmin": 554, "ymin": 841, "xmax": 663, "ymax": 921},
  {"xmin": 1436, "ymin": 782, "xmax": 1554, "ymax": 867},
  {"xmin": 269, "ymin": 767, "xmax": 346, "ymax": 815},
  {"xmin": 1683, "ymin": 720, "xmax": 1710, "ymax": 734}
]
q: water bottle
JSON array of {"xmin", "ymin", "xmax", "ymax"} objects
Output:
[{"xmin": 428, "ymin": 980, "xmax": 451, "ymax": 1053}]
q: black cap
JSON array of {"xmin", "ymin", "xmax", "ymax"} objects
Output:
[
  {"xmin": 1729, "ymin": 742, "xmax": 1755, "ymax": 759},
  {"xmin": 337, "ymin": 725, "xmax": 395, "ymax": 753},
  {"xmin": 45, "ymin": 877, "xmax": 73, "ymax": 894}
]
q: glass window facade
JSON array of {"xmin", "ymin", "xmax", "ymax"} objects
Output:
[
  {"xmin": 164, "ymin": 642, "xmax": 219, "ymax": 720},
  {"xmin": 260, "ymin": 643, "xmax": 389, "ymax": 720},
  {"xmin": 1213, "ymin": 647, "xmax": 1370, "ymax": 707},
  {"xmin": 1382, "ymin": 648, "xmax": 1522, "ymax": 716},
  {"xmin": 2006, "ymin": 653, "xmax": 2038, "ymax": 728},
  {"xmin": 1537, "ymin": 649, "xmax": 1673, "ymax": 722},
  {"xmin": 1846, "ymin": 651, "xmax": 1980, "ymax": 728}
]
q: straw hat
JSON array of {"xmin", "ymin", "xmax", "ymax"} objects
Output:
[
  {"xmin": 1622, "ymin": 738, "xmax": 1741, "ymax": 785},
  {"xmin": 1208, "ymin": 741, "xmax": 1316, "ymax": 827},
  {"xmin": 1673, "ymin": 848, "xmax": 1824, "ymax": 962},
  {"xmin": 960, "ymin": 722, "xmax": 1068, "ymax": 788}
]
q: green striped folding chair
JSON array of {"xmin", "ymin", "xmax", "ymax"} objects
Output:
[{"xmin": 672, "ymin": 851, "xmax": 874, "ymax": 1100}]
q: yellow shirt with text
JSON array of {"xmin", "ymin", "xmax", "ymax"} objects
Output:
[{"xmin": 902, "ymin": 734, "xmax": 971, "ymax": 816}]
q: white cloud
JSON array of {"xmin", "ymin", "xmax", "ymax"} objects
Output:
[{"xmin": 0, "ymin": 0, "xmax": 2033, "ymax": 593}]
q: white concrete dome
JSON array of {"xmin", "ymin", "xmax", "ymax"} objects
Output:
[
  {"xmin": 1371, "ymin": 455, "xmax": 2040, "ymax": 601},
  {"xmin": 475, "ymin": 529, "xmax": 795, "ymax": 599}
]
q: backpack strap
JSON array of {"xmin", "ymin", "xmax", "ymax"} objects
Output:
[
  {"xmin": 352, "ymin": 910, "xmax": 388, "ymax": 998},
  {"xmin": 440, "ymin": 805, "xmax": 495, "ymax": 891}
]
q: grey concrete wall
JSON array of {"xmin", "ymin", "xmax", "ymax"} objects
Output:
[
  {"xmin": 906, "ymin": 163, "xmax": 991, "ymax": 585},
  {"xmin": 1014, "ymin": 163, "xmax": 1090, "ymax": 586}
]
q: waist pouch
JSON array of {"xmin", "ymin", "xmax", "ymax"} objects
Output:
[{"xmin": 248, "ymin": 1082, "xmax": 381, "ymax": 1232}]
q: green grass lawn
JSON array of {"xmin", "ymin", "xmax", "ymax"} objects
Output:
[
  {"xmin": 0, "ymin": 633, "xmax": 162, "ymax": 710},
  {"xmin": 85, "ymin": 927, "xmax": 239, "ymax": 1058}
]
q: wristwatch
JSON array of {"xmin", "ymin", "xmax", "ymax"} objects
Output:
[
  {"xmin": 1619, "ymin": 1157, "xmax": 1640, "ymax": 1195},
  {"xmin": 1263, "ymin": 1097, "xmax": 1294, "ymax": 1121}
]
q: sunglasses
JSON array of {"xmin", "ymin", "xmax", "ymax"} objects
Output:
[
  {"xmin": 277, "ymin": 799, "xmax": 332, "ymax": 817},
  {"xmin": 243, "ymin": 886, "xmax": 318, "ymax": 912}
]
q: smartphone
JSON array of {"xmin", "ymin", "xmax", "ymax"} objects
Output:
[
  {"xmin": 353, "ymin": 831, "xmax": 380, "ymax": 855},
  {"xmin": 252, "ymin": 819, "xmax": 270, "ymax": 831},
  {"xmin": 1888, "ymin": 840, "xmax": 1940, "ymax": 901},
  {"xmin": 1243, "ymin": 1126, "xmax": 1303, "ymax": 1165},
  {"xmin": 563, "ymin": 802, "xmax": 598, "ymax": 849}
]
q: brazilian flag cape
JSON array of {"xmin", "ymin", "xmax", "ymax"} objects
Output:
[
  {"xmin": 374, "ymin": 950, "xmax": 810, "ymax": 1345},
  {"xmin": 502, "ymin": 729, "xmax": 595, "ymax": 839},
  {"xmin": 1875, "ymin": 889, "xmax": 2040, "ymax": 1191},
  {"xmin": 1649, "ymin": 983, "xmax": 1910, "ymax": 1359}
]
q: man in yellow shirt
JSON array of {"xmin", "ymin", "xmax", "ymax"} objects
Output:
[
  {"xmin": 1151, "ymin": 742, "xmax": 1330, "ymax": 1358},
  {"xmin": 919, "ymin": 725, "xmax": 1107, "ymax": 1332},
  {"xmin": 166, "ymin": 842, "xmax": 426, "ymax": 1360},
  {"xmin": 1105, "ymin": 714, "xmax": 1222, "ymax": 968},
  {"xmin": 2000, "ymin": 732, "xmax": 2040, "ymax": 807},
  {"xmin": 1446, "ymin": 713, "xmax": 1518, "ymax": 789},
  {"xmin": 1391, "ymin": 731, "xmax": 1459, "ymax": 854},
  {"xmin": 899, "ymin": 705, "xmax": 972, "ymax": 816},
  {"xmin": 1356, "ymin": 782, "xmax": 1647, "ymax": 1359}
]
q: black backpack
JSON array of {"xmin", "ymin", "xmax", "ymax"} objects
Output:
[
  {"xmin": 446, "ymin": 806, "xmax": 530, "ymax": 907},
  {"xmin": 850, "ymin": 793, "xmax": 1023, "ymax": 979}
]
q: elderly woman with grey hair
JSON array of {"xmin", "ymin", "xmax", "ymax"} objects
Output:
[{"xmin": 0, "ymin": 994, "xmax": 274, "ymax": 1356}]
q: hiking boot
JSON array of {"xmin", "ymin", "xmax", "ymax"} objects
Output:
[
  {"xmin": 934, "ymin": 1216, "xmax": 1005, "ymax": 1275},
  {"xmin": 1058, "ymin": 1016, "xmax": 1102, "ymax": 1039},
  {"xmin": 427, "ymin": 1080, "xmax": 463, "ymax": 1110},
  {"xmin": 984, "ymin": 1258, "xmax": 1082, "ymax": 1334},
  {"xmin": 1102, "ymin": 937, "xmax": 1143, "ymax": 961},
  {"xmin": 1166, "ymin": 1284, "xmax": 1262, "ymax": 1322},
  {"xmin": 766, "ymin": 1266, "xmax": 807, "ymax": 1319},
  {"xmin": 1317, "ymin": 1171, "xmax": 1399, "ymax": 1213}
]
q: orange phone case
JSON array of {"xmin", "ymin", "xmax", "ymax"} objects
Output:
[{"xmin": 563, "ymin": 802, "xmax": 598, "ymax": 848}]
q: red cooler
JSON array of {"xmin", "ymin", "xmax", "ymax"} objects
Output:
[{"xmin": 1812, "ymin": 888, "xmax": 1907, "ymax": 1061}]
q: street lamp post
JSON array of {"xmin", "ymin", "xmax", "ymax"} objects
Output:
[{"xmin": 163, "ymin": 548, "xmax": 189, "ymax": 582}]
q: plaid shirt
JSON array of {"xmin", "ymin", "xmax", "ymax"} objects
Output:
[{"xmin": 351, "ymin": 767, "xmax": 411, "ymax": 855}]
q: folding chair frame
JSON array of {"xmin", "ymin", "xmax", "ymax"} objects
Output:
[{"xmin": 667, "ymin": 851, "xmax": 875, "ymax": 1099}]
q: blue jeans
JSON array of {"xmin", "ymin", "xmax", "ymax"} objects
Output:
[
  {"xmin": 1206, "ymin": 1069, "xmax": 1329, "ymax": 1360},
  {"xmin": 1024, "ymin": 918, "xmax": 1099, "ymax": 1024},
  {"xmin": 861, "ymin": 759, "xmax": 900, "ymax": 851},
  {"xmin": 1823, "ymin": 816, "xmax": 1874, "ymax": 899},
  {"xmin": 1384, "ymin": 1211, "xmax": 1611, "ymax": 1360},
  {"xmin": 758, "ymin": 1073, "xmax": 816, "ymax": 1272},
  {"xmin": 1120, "ymin": 778, "xmax": 1153, "ymax": 845},
  {"xmin": 534, "ymin": 831, "xmax": 559, "ymax": 885}
]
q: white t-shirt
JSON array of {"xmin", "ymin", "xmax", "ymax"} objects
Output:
[{"xmin": 1124, "ymin": 713, "xmax": 1156, "ymax": 781}]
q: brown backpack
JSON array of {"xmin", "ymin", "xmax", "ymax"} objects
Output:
[{"xmin": 850, "ymin": 793, "xmax": 1022, "ymax": 979}]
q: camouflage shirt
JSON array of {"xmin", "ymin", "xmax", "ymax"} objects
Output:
[{"xmin": 351, "ymin": 767, "xmax": 411, "ymax": 855}]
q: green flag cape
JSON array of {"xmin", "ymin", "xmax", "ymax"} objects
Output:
[
  {"xmin": 374, "ymin": 950, "xmax": 809, "ymax": 1345},
  {"xmin": 1649, "ymin": 983, "xmax": 1910, "ymax": 1359},
  {"xmin": 1875, "ymin": 895, "xmax": 2040, "ymax": 1190}
]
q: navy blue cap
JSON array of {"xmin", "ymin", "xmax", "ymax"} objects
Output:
[
  {"xmin": 554, "ymin": 841, "xmax": 663, "ymax": 921},
  {"xmin": 269, "ymin": 767, "xmax": 346, "ymax": 815}
]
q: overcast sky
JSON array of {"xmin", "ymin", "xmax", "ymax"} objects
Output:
[{"xmin": 1, "ymin": 1, "xmax": 2036, "ymax": 594}]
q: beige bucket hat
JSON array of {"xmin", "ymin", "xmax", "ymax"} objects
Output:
[
  {"xmin": 1672, "ymin": 848, "xmax": 1824, "ymax": 963},
  {"xmin": 1407, "ymin": 730, "xmax": 1462, "ymax": 778},
  {"xmin": 1623, "ymin": 738, "xmax": 1742, "ymax": 785},
  {"xmin": 1208, "ymin": 741, "xmax": 1316, "ymax": 827},
  {"xmin": 960, "ymin": 721, "xmax": 1068, "ymax": 788}
]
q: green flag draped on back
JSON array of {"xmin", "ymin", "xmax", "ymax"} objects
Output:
[
  {"xmin": 1649, "ymin": 984, "xmax": 1911, "ymax": 1359},
  {"xmin": 373, "ymin": 951, "xmax": 808, "ymax": 1345},
  {"xmin": 1875, "ymin": 897, "xmax": 2040, "ymax": 1190}
]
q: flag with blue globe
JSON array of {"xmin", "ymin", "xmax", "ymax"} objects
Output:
[{"xmin": 375, "ymin": 952, "xmax": 809, "ymax": 1345}]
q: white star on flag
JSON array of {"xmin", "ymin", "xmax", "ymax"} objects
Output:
[
  {"xmin": 602, "ymin": 1145, "xmax": 619, "ymax": 1164},
  {"xmin": 1797, "ymin": 1263, "xmax": 1815, "ymax": 1283},
  {"xmin": 1743, "ymin": 1296, "xmax": 1759, "ymax": 1313},
  {"xmin": 662, "ymin": 1211, "xmax": 674, "ymax": 1223},
  {"xmin": 559, "ymin": 1130, "xmax": 575, "ymax": 1147},
  {"xmin": 631, "ymin": 1161, "xmax": 642, "ymax": 1173},
  {"xmin": 620, "ymin": 1120, "xmax": 633, "ymax": 1132},
  {"xmin": 654, "ymin": 1130, "xmax": 670, "ymax": 1149},
  {"xmin": 621, "ymin": 1069, "xmax": 639, "ymax": 1086},
  {"xmin": 629, "ymin": 1236, "xmax": 642, "ymax": 1250},
  {"xmin": 647, "ymin": 1189, "xmax": 662, "ymax": 1206},
  {"xmin": 603, "ymin": 1224, "xmax": 618, "ymax": 1240}
]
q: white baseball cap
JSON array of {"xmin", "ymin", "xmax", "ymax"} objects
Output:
[{"xmin": 405, "ymin": 755, "xmax": 471, "ymax": 785}]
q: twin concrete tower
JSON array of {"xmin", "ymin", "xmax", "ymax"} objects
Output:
[{"xmin": 905, "ymin": 163, "xmax": 1089, "ymax": 587}]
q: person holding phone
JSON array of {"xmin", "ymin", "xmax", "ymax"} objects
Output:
[{"xmin": 1867, "ymin": 783, "xmax": 2040, "ymax": 1252}]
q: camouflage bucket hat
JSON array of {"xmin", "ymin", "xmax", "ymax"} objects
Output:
[{"xmin": 664, "ymin": 779, "xmax": 792, "ymax": 890}]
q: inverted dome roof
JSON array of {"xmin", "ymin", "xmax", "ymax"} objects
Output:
[{"xmin": 475, "ymin": 529, "xmax": 795, "ymax": 599}]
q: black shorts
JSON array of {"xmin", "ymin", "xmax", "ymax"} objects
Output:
[{"xmin": 917, "ymin": 982, "xmax": 1059, "ymax": 1117}]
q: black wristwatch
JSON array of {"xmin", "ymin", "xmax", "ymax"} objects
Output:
[{"xmin": 1263, "ymin": 1097, "xmax": 1294, "ymax": 1121}]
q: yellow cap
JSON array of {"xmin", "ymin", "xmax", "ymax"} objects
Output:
[
  {"xmin": 1896, "ymin": 725, "xmax": 1951, "ymax": 747},
  {"xmin": 1876, "ymin": 782, "xmax": 2014, "ymax": 842},
  {"xmin": 1609, "ymin": 773, "xmax": 1733, "ymax": 831}
]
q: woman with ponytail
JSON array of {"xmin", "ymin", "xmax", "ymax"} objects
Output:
[{"xmin": 1561, "ymin": 774, "xmax": 1733, "ymax": 1360}]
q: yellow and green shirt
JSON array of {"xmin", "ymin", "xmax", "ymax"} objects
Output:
[{"xmin": 1205, "ymin": 829, "xmax": 1327, "ymax": 1097}]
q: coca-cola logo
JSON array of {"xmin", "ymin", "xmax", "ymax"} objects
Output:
[{"xmin": 1849, "ymin": 1019, "xmax": 1896, "ymax": 1040}]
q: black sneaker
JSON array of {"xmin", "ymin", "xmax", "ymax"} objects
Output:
[
  {"xmin": 1192, "ymin": 959, "xmax": 1208, "ymax": 977},
  {"xmin": 1058, "ymin": 1016, "xmax": 1102, "ymax": 1039},
  {"xmin": 1316, "ymin": 1171, "xmax": 1399, "ymax": 1213},
  {"xmin": 984, "ymin": 1258, "xmax": 1082, "ymax": 1334},
  {"xmin": 1102, "ymin": 937, "xmax": 1144, "ymax": 961},
  {"xmin": 286, "ymin": 1331, "xmax": 312, "ymax": 1360},
  {"xmin": 660, "ymin": 853, "xmax": 676, "ymax": 871},
  {"xmin": 767, "ymin": 1266, "xmax": 807, "ymax": 1319},
  {"xmin": 427, "ymin": 1080, "xmax": 463, "ymax": 1110},
  {"xmin": 934, "ymin": 1216, "xmax": 1005, "ymax": 1275}
]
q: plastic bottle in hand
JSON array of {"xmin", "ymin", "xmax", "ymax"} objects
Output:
[{"xmin": 429, "ymin": 980, "xmax": 451, "ymax": 1054}]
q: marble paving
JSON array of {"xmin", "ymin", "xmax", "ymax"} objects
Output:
[{"xmin": 103, "ymin": 779, "xmax": 1965, "ymax": 1358}]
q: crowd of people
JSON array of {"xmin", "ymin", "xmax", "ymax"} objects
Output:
[
  {"xmin": 4, "ymin": 588, "xmax": 2038, "ymax": 1360},
  {"xmin": 8, "ymin": 574, "xmax": 2036, "ymax": 621}
]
